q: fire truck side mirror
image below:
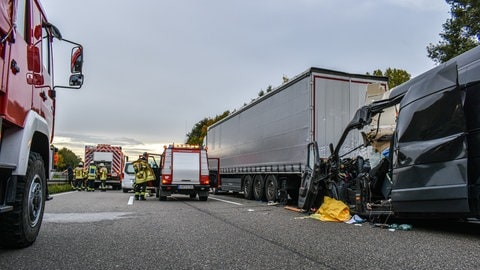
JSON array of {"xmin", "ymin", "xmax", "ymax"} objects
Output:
[
  {"xmin": 69, "ymin": 73, "xmax": 84, "ymax": 87},
  {"xmin": 71, "ymin": 46, "xmax": 83, "ymax": 74}
]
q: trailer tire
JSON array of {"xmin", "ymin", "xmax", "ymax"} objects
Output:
[
  {"xmin": 243, "ymin": 175, "xmax": 254, "ymax": 200},
  {"xmin": 253, "ymin": 175, "xmax": 266, "ymax": 201},
  {"xmin": 265, "ymin": 175, "xmax": 278, "ymax": 202},
  {"xmin": 0, "ymin": 152, "xmax": 46, "ymax": 249}
]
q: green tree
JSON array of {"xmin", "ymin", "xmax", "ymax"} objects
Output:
[
  {"xmin": 427, "ymin": 0, "xmax": 480, "ymax": 63},
  {"xmin": 186, "ymin": 111, "xmax": 230, "ymax": 145},
  {"xmin": 57, "ymin": 147, "xmax": 81, "ymax": 171},
  {"xmin": 368, "ymin": 68, "xmax": 411, "ymax": 89}
]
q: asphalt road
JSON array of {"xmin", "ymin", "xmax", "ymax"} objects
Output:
[{"xmin": 1, "ymin": 190, "xmax": 480, "ymax": 270}]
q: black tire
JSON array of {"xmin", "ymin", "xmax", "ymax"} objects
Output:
[
  {"xmin": 265, "ymin": 175, "xmax": 278, "ymax": 202},
  {"xmin": 0, "ymin": 152, "xmax": 46, "ymax": 248},
  {"xmin": 243, "ymin": 175, "xmax": 254, "ymax": 200},
  {"xmin": 122, "ymin": 188, "xmax": 128, "ymax": 193},
  {"xmin": 159, "ymin": 196, "xmax": 167, "ymax": 201},
  {"xmin": 199, "ymin": 195, "xmax": 208, "ymax": 201},
  {"xmin": 253, "ymin": 175, "xmax": 266, "ymax": 201},
  {"xmin": 190, "ymin": 193, "xmax": 197, "ymax": 199}
]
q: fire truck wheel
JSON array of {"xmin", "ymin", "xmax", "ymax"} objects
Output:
[
  {"xmin": 265, "ymin": 175, "xmax": 278, "ymax": 202},
  {"xmin": 0, "ymin": 152, "xmax": 46, "ymax": 248},
  {"xmin": 243, "ymin": 175, "xmax": 254, "ymax": 200}
]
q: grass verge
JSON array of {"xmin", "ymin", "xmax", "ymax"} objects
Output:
[{"xmin": 48, "ymin": 183, "xmax": 74, "ymax": 194}]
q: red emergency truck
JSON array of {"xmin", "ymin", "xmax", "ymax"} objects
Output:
[
  {"xmin": 0, "ymin": 0, "xmax": 84, "ymax": 248},
  {"xmin": 158, "ymin": 144, "xmax": 210, "ymax": 201},
  {"xmin": 84, "ymin": 144, "xmax": 125, "ymax": 190}
]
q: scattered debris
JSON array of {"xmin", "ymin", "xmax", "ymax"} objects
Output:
[
  {"xmin": 284, "ymin": 206, "xmax": 304, "ymax": 213},
  {"xmin": 345, "ymin": 214, "xmax": 366, "ymax": 224}
]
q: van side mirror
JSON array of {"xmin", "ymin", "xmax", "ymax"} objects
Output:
[{"xmin": 71, "ymin": 46, "xmax": 83, "ymax": 74}]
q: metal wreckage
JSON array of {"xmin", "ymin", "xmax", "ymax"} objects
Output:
[{"xmin": 299, "ymin": 45, "xmax": 480, "ymax": 220}]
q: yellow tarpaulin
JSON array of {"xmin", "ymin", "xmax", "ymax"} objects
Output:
[{"xmin": 310, "ymin": 196, "xmax": 351, "ymax": 222}]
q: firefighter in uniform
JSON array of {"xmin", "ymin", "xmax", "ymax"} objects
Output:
[
  {"xmin": 87, "ymin": 161, "xmax": 97, "ymax": 191},
  {"xmin": 83, "ymin": 166, "xmax": 88, "ymax": 191},
  {"xmin": 98, "ymin": 163, "xmax": 108, "ymax": 192},
  {"xmin": 133, "ymin": 153, "xmax": 156, "ymax": 200},
  {"xmin": 74, "ymin": 162, "xmax": 85, "ymax": 191}
]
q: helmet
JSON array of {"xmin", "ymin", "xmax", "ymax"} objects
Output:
[
  {"xmin": 90, "ymin": 161, "xmax": 94, "ymax": 165},
  {"xmin": 78, "ymin": 162, "xmax": 84, "ymax": 166},
  {"xmin": 99, "ymin": 163, "xmax": 105, "ymax": 167}
]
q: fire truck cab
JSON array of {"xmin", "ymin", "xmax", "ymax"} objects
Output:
[
  {"xmin": 158, "ymin": 144, "xmax": 210, "ymax": 201},
  {"xmin": 0, "ymin": 0, "xmax": 84, "ymax": 248}
]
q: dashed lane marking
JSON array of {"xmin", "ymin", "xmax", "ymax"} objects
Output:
[{"xmin": 128, "ymin": 196, "xmax": 134, "ymax": 205}]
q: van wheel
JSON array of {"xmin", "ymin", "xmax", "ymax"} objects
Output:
[
  {"xmin": 190, "ymin": 193, "xmax": 197, "ymax": 199},
  {"xmin": 0, "ymin": 152, "xmax": 46, "ymax": 248},
  {"xmin": 253, "ymin": 175, "xmax": 266, "ymax": 201},
  {"xmin": 243, "ymin": 175, "xmax": 254, "ymax": 200},
  {"xmin": 265, "ymin": 175, "xmax": 278, "ymax": 202}
]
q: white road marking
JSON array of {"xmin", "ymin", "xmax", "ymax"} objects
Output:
[
  {"xmin": 44, "ymin": 212, "xmax": 133, "ymax": 223},
  {"xmin": 50, "ymin": 191, "xmax": 77, "ymax": 197},
  {"xmin": 128, "ymin": 196, "xmax": 134, "ymax": 205},
  {"xmin": 209, "ymin": 196, "xmax": 243, "ymax": 206}
]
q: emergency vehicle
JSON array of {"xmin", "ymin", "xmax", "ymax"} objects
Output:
[
  {"xmin": 84, "ymin": 144, "xmax": 125, "ymax": 190},
  {"xmin": 158, "ymin": 144, "xmax": 210, "ymax": 201},
  {"xmin": 0, "ymin": 0, "xmax": 84, "ymax": 248}
]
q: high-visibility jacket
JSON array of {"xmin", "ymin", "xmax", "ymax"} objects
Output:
[
  {"xmin": 133, "ymin": 159, "xmax": 155, "ymax": 184},
  {"xmin": 74, "ymin": 167, "xmax": 84, "ymax": 180},
  {"xmin": 99, "ymin": 167, "xmax": 108, "ymax": 181},
  {"xmin": 87, "ymin": 165, "xmax": 97, "ymax": 180}
]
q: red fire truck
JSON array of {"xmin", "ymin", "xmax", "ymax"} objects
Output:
[
  {"xmin": 158, "ymin": 144, "xmax": 210, "ymax": 201},
  {"xmin": 84, "ymin": 144, "xmax": 125, "ymax": 190},
  {"xmin": 0, "ymin": 0, "xmax": 84, "ymax": 248}
]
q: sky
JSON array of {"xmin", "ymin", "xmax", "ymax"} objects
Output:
[{"xmin": 41, "ymin": 0, "xmax": 451, "ymax": 160}]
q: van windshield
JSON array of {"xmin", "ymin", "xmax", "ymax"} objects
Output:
[{"xmin": 125, "ymin": 163, "xmax": 135, "ymax": 174}]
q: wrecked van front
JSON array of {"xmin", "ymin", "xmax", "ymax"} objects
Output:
[{"xmin": 303, "ymin": 45, "xmax": 480, "ymax": 218}]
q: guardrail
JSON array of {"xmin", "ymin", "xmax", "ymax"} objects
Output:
[{"xmin": 49, "ymin": 171, "xmax": 69, "ymax": 184}]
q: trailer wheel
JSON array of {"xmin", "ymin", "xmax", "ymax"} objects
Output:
[
  {"xmin": 243, "ymin": 175, "xmax": 254, "ymax": 200},
  {"xmin": 0, "ymin": 152, "xmax": 46, "ymax": 248},
  {"xmin": 253, "ymin": 175, "xmax": 266, "ymax": 201},
  {"xmin": 265, "ymin": 175, "xmax": 278, "ymax": 202}
]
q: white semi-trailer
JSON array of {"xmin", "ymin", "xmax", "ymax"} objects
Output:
[{"xmin": 206, "ymin": 67, "xmax": 388, "ymax": 203}]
